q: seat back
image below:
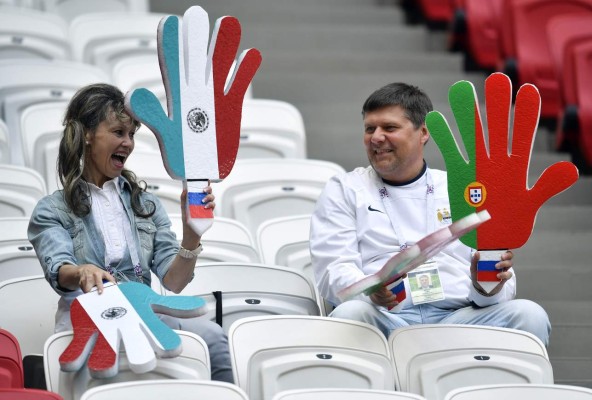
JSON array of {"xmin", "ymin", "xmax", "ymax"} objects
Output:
[
  {"xmin": 0, "ymin": 119, "xmax": 9, "ymax": 164},
  {"xmin": 272, "ymin": 388, "xmax": 427, "ymax": 400},
  {"xmin": 0, "ymin": 276, "xmax": 59, "ymax": 357},
  {"xmin": 164, "ymin": 263, "xmax": 321, "ymax": 334},
  {"xmin": 238, "ymin": 99, "xmax": 306, "ymax": 159},
  {"xmin": 19, "ymin": 101, "xmax": 66, "ymax": 193},
  {"xmin": 44, "ymin": 330, "xmax": 210, "ymax": 400},
  {"xmin": 42, "ymin": 0, "xmax": 147, "ymax": 21},
  {"xmin": 213, "ymin": 159, "xmax": 344, "ymax": 240},
  {"xmin": 229, "ymin": 315, "xmax": 395, "ymax": 400},
  {"xmin": 256, "ymin": 215, "xmax": 312, "ymax": 281},
  {"xmin": 389, "ymin": 324, "xmax": 554, "ymax": 400},
  {"xmin": 0, "ymin": 7, "xmax": 70, "ymax": 60},
  {"xmin": 573, "ymin": 40, "xmax": 592, "ymax": 167},
  {"xmin": 68, "ymin": 12, "xmax": 164, "ymax": 73},
  {"xmin": 0, "ymin": 388, "xmax": 63, "ymax": 399},
  {"xmin": 168, "ymin": 215, "xmax": 260, "ymax": 264},
  {"xmin": 80, "ymin": 379, "xmax": 248, "ymax": 400},
  {"xmin": 0, "ymin": 329, "xmax": 24, "ymax": 389},
  {"xmin": 546, "ymin": 15, "xmax": 592, "ymax": 106},
  {"xmin": 444, "ymin": 383, "xmax": 592, "ymax": 400},
  {"xmin": 465, "ymin": 0, "xmax": 505, "ymax": 70},
  {"xmin": 0, "ymin": 216, "xmax": 39, "ymax": 281},
  {"xmin": 0, "ymin": 165, "xmax": 46, "ymax": 217},
  {"xmin": 0, "ymin": 59, "xmax": 109, "ymax": 165}
]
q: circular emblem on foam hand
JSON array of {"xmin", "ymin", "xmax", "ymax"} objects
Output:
[
  {"xmin": 187, "ymin": 107, "xmax": 209, "ymax": 133},
  {"xmin": 101, "ymin": 307, "xmax": 127, "ymax": 320},
  {"xmin": 464, "ymin": 181, "xmax": 487, "ymax": 207}
]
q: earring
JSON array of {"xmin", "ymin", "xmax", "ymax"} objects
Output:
[{"xmin": 85, "ymin": 141, "xmax": 89, "ymax": 145}]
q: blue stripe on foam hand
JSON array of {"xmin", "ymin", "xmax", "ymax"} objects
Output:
[
  {"xmin": 478, "ymin": 260, "xmax": 498, "ymax": 271},
  {"xmin": 188, "ymin": 191, "xmax": 207, "ymax": 206}
]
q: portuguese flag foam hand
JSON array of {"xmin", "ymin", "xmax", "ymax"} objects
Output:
[{"xmin": 425, "ymin": 73, "xmax": 578, "ymax": 251}]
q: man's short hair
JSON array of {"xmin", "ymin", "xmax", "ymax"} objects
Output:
[{"xmin": 362, "ymin": 82, "xmax": 433, "ymax": 129}]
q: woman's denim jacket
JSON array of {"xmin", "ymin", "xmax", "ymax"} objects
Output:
[{"xmin": 27, "ymin": 177, "xmax": 179, "ymax": 331}]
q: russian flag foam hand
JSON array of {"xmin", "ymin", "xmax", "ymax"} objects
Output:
[
  {"xmin": 59, "ymin": 282, "xmax": 207, "ymax": 378},
  {"xmin": 125, "ymin": 6, "xmax": 261, "ymax": 235},
  {"xmin": 426, "ymin": 73, "xmax": 579, "ymax": 286}
]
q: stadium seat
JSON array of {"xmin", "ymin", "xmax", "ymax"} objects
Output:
[
  {"xmin": 570, "ymin": 40, "xmax": 592, "ymax": 172},
  {"xmin": 164, "ymin": 262, "xmax": 322, "ymax": 334},
  {"xmin": 68, "ymin": 12, "xmax": 165, "ymax": 74},
  {"xmin": 416, "ymin": 0, "xmax": 455, "ymax": 25},
  {"xmin": 80, "ymin": 380, "xmax": 248, "ymax": 400},
  {"xmin": 498, "ymin": 0, "xmax": 592, "ymax": 119},
  {"xmin": 42, "ymin": 0, "xmax": 150, "ymax": 22},
  {"xmin": 168, "ymin": 214, "xmax": 260, "ymax": 264},
  {"xmin": 272, "ymin": 388, "xmax": 427, "ymax": 400},
  {"xmin": 238, "ymin": 99, "xmax": 307, "ymax": 159},
  {"xmin": 44, "ymin": 330, "xmax": 210, "ymax": 400},
  {"xmin": 389, "ymin": 324, "xmax": 554, "ymax": 400},
  {"xmin": 19, "ymin": 101, "xmax": 66, "ymax": 193},
  {"xmin": 546, "ymin": 15, "xmax": 592, "ymax": 150},
  {"xmin": 111, "ymin": 54, "xmax": 164, "ymax": 104},
  {"xmin": 0, "ymin": 59, "xmax": 109, "ymax": 165},
  {"xmin": 256, "ymin": 214, "xmax": 312, "ymax": 280},
  {"xmin": 0, "ymin": 164, "xmax": 46, "ymax": 217},
  {"xmin": 229, "ymin": 315, "xmax": 395, "ymax": 400},
  {"xmin": 462, "ymin": 0, "xmax": 504, "ymax": 71},
  {"xmin": 0, "ymin": 328, "xmax": 24, "ymax": 389},
  {"xmin": 0, "ymin": 388, "xmax": 63, "ymax": 399},
  {"xmin": 213, "ymin": 158, "xmax": 345, "ymax": 241},
  {"xmin": 0, "ymin": 216, "xmax": 40, "ymax": 281},
  {"xmin": 0, "ymin": 276, "xmax": 59, "ymax": 357},
  {"xmin": 444, "ymin": 383, "xmax": 592, "ymax": 400},
  {"xmin": 0, "ymin": 119, "xmax": 9, "ymax": 165},
  {"xmin": 0, "ymin": 7, "xmax": 70, "ymax": 60}
]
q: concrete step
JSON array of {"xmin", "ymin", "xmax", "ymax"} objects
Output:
[
  {"xmin": 518, "ymin": 230, "xmax": 592, "ymax": 267},
  {"xmin": 533, "ymin": 205, "xmax": 592, "ymax": 231},
  {"xmin": 253, "ymin": 71, "xmax": 487, "ymax": 106},
  {"xmin": 259, "ymin": 51, "xmax": 464, "ymax": 74},
  {"xmin": 535, "ymin": 300, "xmax": 592, "ymax": 388},
  {"xmin": 244, "ymin": 24, "xmax": 430, "ymax": 56}
]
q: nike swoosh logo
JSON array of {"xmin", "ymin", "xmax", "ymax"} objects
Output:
[{"xmin": 368, "ymin": 205, "xmax": 384, "ymax": 213}]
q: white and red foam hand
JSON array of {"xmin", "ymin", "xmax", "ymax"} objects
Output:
[{"xmin": 125, "ymin": 6, "xmax": 261, "ymax": 235}]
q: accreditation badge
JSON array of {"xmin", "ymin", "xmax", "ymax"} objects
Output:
[{"xmin": 408, "ymin": 261, "xmax": 445, "ymax": 305}]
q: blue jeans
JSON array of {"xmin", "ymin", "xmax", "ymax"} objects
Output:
[
  {"xmin": 158, "ymin": 314, "xmax": 233, "ymax": 383},
  {"xmin": 330, "ymin": 299, "xmax": 551, "ymax": 346}
]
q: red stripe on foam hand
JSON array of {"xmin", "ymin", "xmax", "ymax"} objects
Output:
[
  {"xmin": 477, "ymin": 271, "xmax": 500, "ymax": 282},
  {"xmin": 189, "ymin": 205, "xmax": 214, "ymax": 218},
  {"xmin": 60, "ymin": 300, "xmax": 116, "ymax": 372}
]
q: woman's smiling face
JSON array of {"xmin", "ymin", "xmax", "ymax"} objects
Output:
[{"xmin": 84, "ymin": 110, "xmax": 136, "ymax": 188}]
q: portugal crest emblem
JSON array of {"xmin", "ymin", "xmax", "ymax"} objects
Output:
[{"xmin": 464, "ymin": 181, "xmax": 486, "ymax": 207}]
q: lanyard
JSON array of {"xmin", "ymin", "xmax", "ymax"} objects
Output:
[
  {"xmin": 104, "ymin": 204, "xmax": 143, "ymax": 284},
  {"xmin": 376, "ymin": 169, "xmax": 436, "ymax": 251}
]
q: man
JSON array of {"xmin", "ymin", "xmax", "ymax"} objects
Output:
[{"xmin": 310, "ymin": 82, "xmax": 550, "ymax": 345}]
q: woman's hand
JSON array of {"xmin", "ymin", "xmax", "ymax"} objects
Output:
[{"xmin": 58, "ymin": 264, "xmax": 116, "ymax": 294}]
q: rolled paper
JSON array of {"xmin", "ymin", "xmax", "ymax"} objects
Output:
[{"xmin": 386, "ymin": 278, "xmax": 406, "ymax": 312}]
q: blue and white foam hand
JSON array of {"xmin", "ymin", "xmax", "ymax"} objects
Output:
[{"xmin": 125, "ymin": 6, "xmax": 261, "ymax": 235}]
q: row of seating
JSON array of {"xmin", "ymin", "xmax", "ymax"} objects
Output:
[{"xmin": 2, "ymin": 317, "xmax": 564, "ymax": 400}]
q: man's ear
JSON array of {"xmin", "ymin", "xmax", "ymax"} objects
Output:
[{"xmin": 420, "ymin": 123, "xmax": 430, "ymax": 145}]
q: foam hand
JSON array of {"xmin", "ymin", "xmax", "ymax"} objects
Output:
[
  {"xmin": 125, "ymin": 6, "xmax": 261, "ymax": 235},
  {"xmin": 59, "ymin": 282, "xmax": 207, "ymax": 378},
  {"xmin": 426, "ymin": 73, "xmax": 578, "ymax": 287}
]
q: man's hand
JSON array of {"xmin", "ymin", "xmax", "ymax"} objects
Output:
[
  {"xmin": 470, "ymin": 250, "xmax": 514, "ymax": 296},
  {"xmin": 370, "ymin": 285, "xmax": 400, "ymax": 310},
  {"xmin": 426, "ymin": 73, "xmax": 578, "ymax": 250}
]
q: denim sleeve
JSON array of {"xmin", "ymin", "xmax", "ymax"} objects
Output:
[
  {"xmin": 145, "ymin": 193, "xmax": 181, "ymax": 287},
  {"xmin": 27, "ymin": 195, "xmax": 79, "ymax": 296}
]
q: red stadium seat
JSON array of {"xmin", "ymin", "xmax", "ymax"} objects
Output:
[
  {"xmin": 498, "ymin": 0, "xmax": 592, "ymax": 119},
  {"xmin": 547, "ymin": 15, "xmax": 592, "ymax": 150},
  {"xmin": 0, "ymin": 329, "xmax": 24, "ymax": 389},
  {"xmin": 0, "ymin": 388, "xmax": 63, "ymax": 399},
  {"xmin": 417, "ymin": 0, "xmax": 455, "ymax": 24},
  {"xmin": 571, "ymin": 40, "xmax": 592, "ymax": 172},
  {"xmin": 464, "ymin": 0, "xmax": 504, "ymax": 70}
]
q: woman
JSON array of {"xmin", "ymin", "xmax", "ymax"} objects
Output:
[{"xmin": 27, "ymin": 83, "xmax": 233, "ymax": 382}]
